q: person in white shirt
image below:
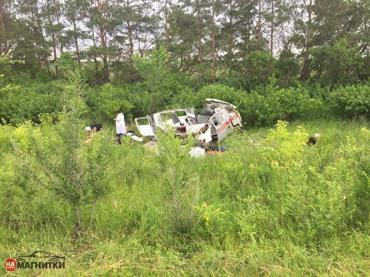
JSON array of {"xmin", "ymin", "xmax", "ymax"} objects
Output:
[{"xmin": 115, "ymin": 111, "xmax": 126, "ymax": 144}]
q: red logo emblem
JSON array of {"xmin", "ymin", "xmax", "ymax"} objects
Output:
[{"xmin": 4, "ymin": 258, "xmax": 17, "ymax": 271}]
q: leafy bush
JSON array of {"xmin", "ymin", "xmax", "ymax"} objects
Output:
[
  {"xmin": 92, "ymin": 84, "xmax": 135, "ymax": 122},
  {"xmin": 156, "ymin": 130, "xmax": 200, "ymax": 236},
  {"xmin": 328, "ymin": 85, "xmax": 370, "ymax": 119},
  {"xmin": 195, "ymin": 84, "xmax": 244, "ymax": 108},
  {"xmin": 0, "ymin": 81, "xmax": 63, "ymax": 125},
  {"xmin": 311, "ymin": 39, "xmax": 365, "ymax": 85},
  {"xmin": 275, "ymin": 49, "xmax": 300, "ymax": 87},
  {"xmin": 0, "ymin": 73, "xmax": 114, "ymax": 239},
  {"xmin": 240, "ymin": 86, "xmax": 322, "ymax": 127},
  {"xmin": 241, "ymin": 50, "xmax": 274, "ymax": 90},
  {"xmin": 0, "ymin": 56, "xmax": 13, "ymax": 76},
  {"xmin": 133, "ymin": 47, "xmax": 193, "ymax": 112},
  {"xmin": 191, "ymin": 83, "xmax": 324, "ymax": 127}
]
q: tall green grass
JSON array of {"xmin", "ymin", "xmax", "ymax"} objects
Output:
[{"xmin": 0, "ymin": 119, "xmax": 369, "ymax": 275}]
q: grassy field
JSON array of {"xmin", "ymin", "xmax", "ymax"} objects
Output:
[{"xmin": 0, "ymin": 119, "xmax": 369, "ymax": 276}]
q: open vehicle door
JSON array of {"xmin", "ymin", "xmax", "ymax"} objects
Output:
[
  {"xmin": 185, "ymin": 108, "xmax": 197, "ymax": 124},
  {"xmin": 135, "ymin": 116, "xmax": 156, "ymax": 138}
]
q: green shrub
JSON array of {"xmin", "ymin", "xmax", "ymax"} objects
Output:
[
  {"xmin": 193, "ymin": 84, "xmax": 324, "ymax": 127},
  {"xmin": 195, "ymin": 83, "xmax": 244, "ymax": 108},
  {"xmin": 93, "ymin": 84, "xmax": 135, "ymax": 122},
  {"xmin": 240, "ymin": 87, "xmax": 322, "ymax": 127},
  {"xmin": 328, "ymin": 85, "xmax": 370, "ymax": 119},
  {"xmin": 0, "ymin": 81, "xmax": 63, "ymax": 125},
  {"xmin": 156, "ymin": 130, "xmax": 200, "ymax": 236},
  {"xmin": 311, "ymin": 39, "xmax": 364, "ymax": 85},
  {"xmin": 241, "ymin": 50, "xmax": 274, "ymax": 90}
]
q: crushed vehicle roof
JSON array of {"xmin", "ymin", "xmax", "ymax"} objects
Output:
[{"xmin": 135, "ymin": 99, "xmax": 242, "ymax": 146}]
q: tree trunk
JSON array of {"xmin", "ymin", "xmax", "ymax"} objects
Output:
[
  {"xmin": 0, "ymin": 4, "xmax": 5, "ymax": 37},
  {"xmin": 127, "ymin": 20, "xmax": 134, "ymax": 63},
  {"xmin": 164, "ymin": 0, "xmax": 169, "ymax": 44},
  {"xmin": 300, "ymin": 52, "xmax": 310, "ymax": 80},
  {"xmin": 211, "ymin": 1, "xmax": 217, "ymax": 82},
  {"xmin": 95, "ymin": 0, "xmax": 109, "ymax": 81},
  {"xmin": 99, "ymin": 25, "xmax": 109, "ymax": 82},
  {"xmin": 55, "ymin": 0, "xmax": 63, "ymax": 54},
  {"xmin": 226, "ymin": 0, "xmax": 235, "ymax": 65},
  {"xmin": 126, "ymin": 0, "xmax": 134, "ymax": 65},
  {"xmin": 0, "ymin": 3, "xmax": 7, "ymax": 54},
  {"xmin": 300, "ymin": 0, "xmax": 312, "ymax": 81},
  {"xmin": 47, "ymin": 0, "xmax": 58, "ymax": 74},
  {"xmin": 32, "ymin": 3, "xmax": 48, "ymax": 70},
  {"xmin": 270, "ymin": 0, "xmax": 274, "ymax": 55},
  {"xmin": 52, "ymin": 31, "xmax": 58, "ymax": 74},
  {"xmin": 73, "ymin": 19, "xmax": 81, "ymax": 65},
  {"xmin": 91, "ymin": 28, "xmax": 99, "ymax": 77},
  {"xmin": 256, "ymin": 0, "xmax": 262, "ymax": 41},
  {"xmin": 73, "ymin": 205, "xmax": 81, "ymax": 240},
  {"xmin": 196, "ymin": 0, "xmax": 203, "ymax": 64}
]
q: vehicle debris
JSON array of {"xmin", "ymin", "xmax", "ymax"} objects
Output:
[
  {"xmin": 126, "ymin": 131, "xmax": 144, "ymax": 142},
  {"xmin": 189, "ymin": 146, "xmax": 206, "ymax": 157},
  {"xmin": 135, "ymin": 99, "xmax": 242, "ymax": 147},
  {"xmin": 205, "ymin": 145, "xmax": 226, "ymax": 154},
  {"xmin": 189, "ymin": 145, "xmax": 226, "ymax": 157}
]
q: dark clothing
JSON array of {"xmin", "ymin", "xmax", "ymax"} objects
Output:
[
  {"xmin": 90, "ymin": 123, "xmax": 102, "ymax": 132},
  {"xmin": 116, "ymin": 133, "xmax": 123, "ymax": 144},
  {"xmin": 307, "ymin": 136, "xmax": 317, "ymax": 145}
]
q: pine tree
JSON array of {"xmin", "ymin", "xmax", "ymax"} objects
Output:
[
  {"xmin": 12, "ymin": 0, "xmax": 50, "ymax": 72},
  {"xmin": 64, "ymin": 0, "xmax": 89, "ymax": 65},
  {"xmin": 290, "ymin": 0, "xmax": 315, "ymax": 80},
  {"xmin": 43, "ymin": 0, "xmax": 64, "ymax": 73},
  {"xmin": 29, "ymin": 67, "xmax": 111, "ymax": 239},
  {"xmin": 0, "ymin": 0, "xmax": 14, "ymax": 55},
  {"xmin": 113, "ymin": 0, "xmax": 159, "ymax": 63},
  {"xmin": 86, "ymin": 0, "xmax": 116, "ymax": 82}
]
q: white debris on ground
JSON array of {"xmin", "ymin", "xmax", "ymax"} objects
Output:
[
  {"xmin": 126, "ymin": 132, "xmax": 143, "ymax": 142},
  {"xmin": 189, "ymin": 147, "xmax": 206, "ymax": 157},
  {"xmin": 248, "ymin": 138, "xmax": 261, "ymax": 146}
]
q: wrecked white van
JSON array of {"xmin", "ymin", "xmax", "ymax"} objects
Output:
[{"xmin": 135, "ymin": 99, "xmax": 242, "ymax": 145}]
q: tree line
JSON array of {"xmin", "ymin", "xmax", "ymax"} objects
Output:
[{"xmin": 0, "ymin": 0, "xmax": 369, "ymax": 87}]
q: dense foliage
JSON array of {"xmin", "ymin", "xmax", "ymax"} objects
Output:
[
  {"xmin": 0, "ymin": 0, "xmax": 369, "ymax": 86},
  {"xmin": 0, "ymin": 62, "xmax": 369, "ymax": 275},
  {"xmin": 0, "ymin": 117, "xmax": 369, "ymax": 274},
  {"xmin": 0, "ymin": 67, "xmax": 369, "ymax": 275},
  {"xmin": 1, "ymin": 71, "xmax": 368, "ymax": 127},
  {"xmin": 0, "ymin": 0, "xmax": 369, "ymax": 274},
  {"xmin": 0, "ymin": 44, "xmax": 368, "ymax": 127}
]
